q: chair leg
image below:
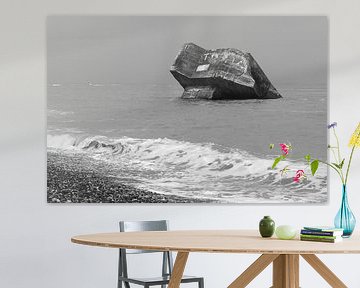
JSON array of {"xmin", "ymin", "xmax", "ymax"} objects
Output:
[
  {"xmin": 199, "ymin": 278, "xmax": 204, "ymax": 288},
  {"xmin": 118, "ymin": 279, "xmax": 130, "ymax": 288},
  {"xmin": 118, "ymin": 250, "xmax": 122, "ymax": 288}
]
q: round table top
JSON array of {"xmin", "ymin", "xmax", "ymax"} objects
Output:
[{"xmin": 71, "ymin": 230, "xmax": 360, "ymax": 254}]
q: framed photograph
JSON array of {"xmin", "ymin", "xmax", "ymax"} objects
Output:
[{"xmin": 47, "ymin": 16, "xmax": 328, "ymax": 203}]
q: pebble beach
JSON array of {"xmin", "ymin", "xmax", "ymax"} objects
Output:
[{"xmin": 47, "ymin": 152, "xmax": 210, "ymax": 203}]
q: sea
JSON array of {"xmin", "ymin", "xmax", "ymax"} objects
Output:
[{"xmin": 47, "ymin": 83, "xmax": 328, "ymax": 203}]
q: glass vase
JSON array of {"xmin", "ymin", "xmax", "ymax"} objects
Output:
[{"xmin": 334, "ymin": 185, "xmax": 356, "ymax": 237}]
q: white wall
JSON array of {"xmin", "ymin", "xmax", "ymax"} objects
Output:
[{"xmin": 1, "ymin": 0, "xmax": 360, "ymax": 287}]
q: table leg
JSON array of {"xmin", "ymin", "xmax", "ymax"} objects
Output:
[
  {"xmin": 228, "ymin": 254, "xmax": 279, "ymax": 288},
  {"xmin": 301, "ymin": 254, "xmax": 347, "ymax": 288},
  {"xmin": 168, "ymin": 252, "xmax": 189, "ymax": 288},
  {"xmin": 272, "ymin": 254, "xmax": 299, "ymax": 288},
  {"xmin": 228, "ymin": 253, "xmax": 348, "ymax": 288}
]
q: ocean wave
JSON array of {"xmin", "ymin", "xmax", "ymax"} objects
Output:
[
  {"xmin": 48, "ymin": 134, "xmax": 271, "ymax": 175},
  {"xmin": 47, "ymin": 134, "xmax": 327, "ymax": 203},
  {"xmin": 48, "ymin": 134, "xmax": 79, "ymax": 148},
  {"xmin": 48, "ymin": 109, "xmax": 74, "ymax": 117}
]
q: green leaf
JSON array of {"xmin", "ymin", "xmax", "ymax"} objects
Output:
[
  {"xmin": 339, "ymin": 158, "xmax": 345, "ymax": 169},
  {"xmin": 280, "ymin": 165, "xmax": 289, "ymax": 176},
  {"xmin": 332, "ymin": 162, "xmax": 341, "ymax": 169},
  {"xmin": 269, "ymin": 144, "xmax": 275, "ymax": 150},
  {"xmin": 311, "ymin": 160, "xmax": 319, "ymax": 176},
  {"xmin": 272, "ymin": 155, "xmax": 284, "ymax": 169},
  {"xmin": 304, "ymin": 154, "xmax": 311, "ymax": 163}
]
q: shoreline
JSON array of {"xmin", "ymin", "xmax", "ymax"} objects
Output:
[{"xmin": 47, "ymin": 151, "xmax": 213, "ymax": 203}]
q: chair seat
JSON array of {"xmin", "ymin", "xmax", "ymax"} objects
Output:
[{"xmin": 119, "ymin": 274, "xmax": 203, "ymax": 286}]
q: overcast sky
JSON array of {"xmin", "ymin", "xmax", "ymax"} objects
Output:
[{"xmin": 47, "ymin": 16, "xmax": 328, "ymax": 86}]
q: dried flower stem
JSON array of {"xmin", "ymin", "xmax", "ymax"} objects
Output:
[
  {"xmin": 318, "ymin": 159, "xmax": 344, "ymax": 183},
  {"xmin": 332, "ymin": 127, "xmax": 345, "ymax": 182}
]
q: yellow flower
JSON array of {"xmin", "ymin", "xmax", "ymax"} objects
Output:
[{"xmin": 349, "ymin": 122, "xmax": 360, "ymax": 147}]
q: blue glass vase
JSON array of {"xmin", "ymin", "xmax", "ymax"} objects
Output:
[{"xmin": 334, "ymin": 185, "xmax": 356, "ymax": 237}]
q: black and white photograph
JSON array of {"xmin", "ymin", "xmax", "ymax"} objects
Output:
[{"xmin": 47, "ymin": 16, "xmax": 328, "ymax": 203}]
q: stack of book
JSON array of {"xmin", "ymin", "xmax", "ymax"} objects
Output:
[{"xmin": 300, "ymin": 226, "xmax": 344, "ymax": 243}]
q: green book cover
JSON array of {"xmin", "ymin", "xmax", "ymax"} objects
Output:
[
  {"xmin": 300, "ymin": 236, "xmax": 342, "ymax": 243},
  {"xmin": 300, "ymin": 234, "xmax": 338, "ymax": 240}
]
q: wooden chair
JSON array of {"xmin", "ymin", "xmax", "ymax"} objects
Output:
[{"xmin": 118, "ymin": 220, "xmax": 204, "ymax": 288}]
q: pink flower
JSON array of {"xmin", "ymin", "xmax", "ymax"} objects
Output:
[
  {"xmin": 293, "ymin": 169, "xmax": 305, "ymax": 183},
  {"xmin": 279, "ymin": 143, "xmax": 290, "ymax": 155}
]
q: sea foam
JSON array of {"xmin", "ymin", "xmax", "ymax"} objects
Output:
[{"xmin": 47, "ymin": 133, "xmax": 327, "ymax": 203}]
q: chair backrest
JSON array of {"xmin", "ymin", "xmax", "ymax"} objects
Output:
[
  {"xmin": 119, "ymin": 220, "xmax": 169, "ymax": 254},
  {"xmin": 118, "ymin": 220, "xmax": 174, "ymax": 284}
]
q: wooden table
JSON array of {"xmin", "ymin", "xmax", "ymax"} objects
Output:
[{"xmin": 71, "ymin": 230, "xmax": 360, "ymax": 288}]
